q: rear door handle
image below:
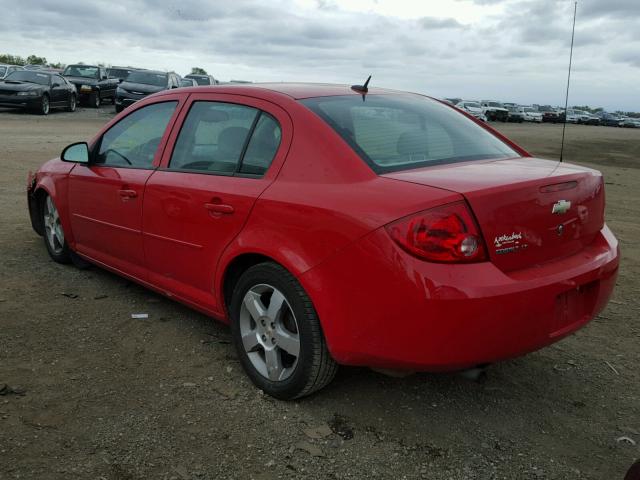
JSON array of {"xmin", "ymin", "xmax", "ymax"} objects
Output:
[
  {"xmin": 118, "ymin": 189, "xmax": 138, "ymax": 199},
  {"xmin": 204, "ymin": 203, "xmax": 234, "ymax": 215}
]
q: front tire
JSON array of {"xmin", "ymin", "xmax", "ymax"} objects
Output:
[
  {"xmin": 90, "ymin": 92, "xmax": 100, "ymax": 108},
  {"xmin": 66, "ymin": 94, "xmax": 77, "ymax": 112},
  {"xmin": 38, "ymin": 95, "xmax": 50, "ymax": 115},
  {"xmin": 230, "ymin": 262, "xmax": 337, "ymax": 400},
  {"xmin": 42, "ymin": 194, "xmax": 71, "ymax": 263}
]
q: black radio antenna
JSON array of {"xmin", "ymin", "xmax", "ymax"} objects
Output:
[
  {"xmin": 559, "ymin": 1, "xmax": 577, "ymax": 163},
  {"xmin": 351, "ymin": 75, "xmax": 372, "ymax": 101}
]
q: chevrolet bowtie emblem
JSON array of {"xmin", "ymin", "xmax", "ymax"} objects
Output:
[{"xmin": 552, "ymin": 200, "xmax": 571, "ymax": 214}]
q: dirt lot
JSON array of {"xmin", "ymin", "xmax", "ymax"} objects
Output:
[{"xmin": 1, "ymin": 107, "xmax": 639, "ymax": 480}]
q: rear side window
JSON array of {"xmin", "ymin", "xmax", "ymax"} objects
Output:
[
  {"xmin": 169, "ymin": 101, "xmax": 281, "ymax": 176},
  {"xmin": 301, "ymin": 95, "xmax": 518, "ymax": 173},
  {"xmin": 240, "ymin": 113, "xmax": 281, "ymax": 175}
]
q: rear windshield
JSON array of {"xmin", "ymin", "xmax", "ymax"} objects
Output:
[{"xmin": 301, "ymin": 95, "xmax": 518, "ymax": 173}]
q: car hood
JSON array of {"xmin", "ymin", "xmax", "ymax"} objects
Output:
[
  {"xmin": 120, "ymin": 82, "xmax": 165, "ymax": 94},
  {"xmin": 64, "ymin": 76, "xmax": 98, "ymax": 86},
  {"xmin": 0, "ymin": 81, "xmax": 45, "ymax": 92}
]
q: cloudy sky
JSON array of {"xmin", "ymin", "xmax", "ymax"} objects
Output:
[{"xmin": 2, "ymin": 0, "xmax": 639, "ymax": 110}]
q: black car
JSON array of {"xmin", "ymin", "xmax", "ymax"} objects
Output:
[
  {"xmin": 62, "ymin": 64, "xmax": 119, "ymax": 108},
  {"xmin": 184, "ymin": 74, "xmax": 219, "ymax": 86},
  {"xmin": 179, "ymin": 77, "xmax": 198, "ymax": 87},
  {"xmin": 115, "ymin": 70, "xmax": 180, "ymax": 113},
  {"xmin": 0, "ymin": 70, "xmax": 77, "ymax": 115},
  {"xmin": 598, "ymin": 113, "xmax": 623, "ymax": 127}
]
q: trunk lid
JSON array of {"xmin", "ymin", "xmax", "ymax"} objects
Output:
[{"xmin": 383, "ymin": 157, "xmax": 605, "ymax": 272}]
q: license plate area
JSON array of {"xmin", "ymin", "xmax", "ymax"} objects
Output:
[{"xmin": 551, "ymin": 281, "xmax": 599, "ymax": 337}]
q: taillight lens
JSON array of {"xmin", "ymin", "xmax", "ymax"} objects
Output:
[{"xmin": 385, "ymin": 202, "xmax": 487, "ymax": 263}]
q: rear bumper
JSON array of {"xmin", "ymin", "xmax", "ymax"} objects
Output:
[{"xmin": 301, "ymin": 225, "xmax": 619, "ymax": 371}]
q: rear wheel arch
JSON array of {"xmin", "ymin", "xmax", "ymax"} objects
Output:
[{"xmin": 221, "ymin": 253, "xmax": 279, "ymax": 315}]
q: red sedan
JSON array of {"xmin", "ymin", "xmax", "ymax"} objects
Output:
[{"xmin": 27, "ymin": 83, "xmax": 619, "ymax": 399}]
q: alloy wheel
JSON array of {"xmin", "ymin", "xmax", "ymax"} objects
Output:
[
  {"xmin": 41, "ymin": 96, "xmax": 50, "ymax": 115},
  {"xmin": 43, "ymin": 196, "xmax": 64, "ymax": 255},
  {"xmin": 239, "ymin": 284, "xmax": 300, "ymax": 381}
]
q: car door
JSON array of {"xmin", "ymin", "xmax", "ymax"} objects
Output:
[
  {"xmin": 50, "ymin": 75, "xmax": 68, "ymax": 106},
  {"xmin": 142, "ymin": 93, "xmax": 292, "ymax": 313},
  {"xmin": 68, "ymin": 98, "xmax": 183, "ymax": 280}
]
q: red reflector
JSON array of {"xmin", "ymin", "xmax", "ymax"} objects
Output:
[{"xmin": 385, "ymin": 202, "xmax": 487, "ymax": 263}]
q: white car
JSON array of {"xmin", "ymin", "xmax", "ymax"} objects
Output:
[
  {"xmin": 518, "ymin": 106, "xmax": 543, "ymax": 123},
  {"xmin": 456, "ymin": 100, "xmax": 487, "ymax": 122}
]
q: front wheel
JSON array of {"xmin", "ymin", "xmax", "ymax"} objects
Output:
[
  {"xmin": 38, "ymin": 95, "xmax": 50, "ymax": 115},
  {"xmin": 230, "ymin": 262, "xmax": 337, "ymax": 399},
  {"xmin": 67, "ymin": 94, "xmax": 77, "ymax": 112},
  {"xmin": 90, "ymin": 92, "xmax": 100, "ymax": 108},
  {"xmin": 42, "ymin": 194, "xmax": 71, "ymax": 263}
]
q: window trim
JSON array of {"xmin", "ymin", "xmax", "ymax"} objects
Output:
[
  {"xmin": 164, "ymin": 100, "xmax": 279, "ymax": 178},
  {"xmin": 91, "ymin": 100, "xmax": 179, "ymax": 170}
]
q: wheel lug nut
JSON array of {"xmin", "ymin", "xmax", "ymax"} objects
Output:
[
  {"xmin": 271, "ymin": 338, "xmax": 276, "ymax": 344},
  {"xmin": 261, "ymin": 319, "xmax": 265, "ymax": 326},
  {"xmin": 261, "ymin": 335, "xmax": 267, "ymax": 341},
  {"xmin": 270, "ymin": 322, "xmax": 275, "ymax": 329}
]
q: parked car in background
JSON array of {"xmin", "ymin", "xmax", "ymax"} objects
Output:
[
  {"xmin": 0, "ymin": 64, "xmax": 24, "ymax": 80},
  {"xmin": 62, "ymin": 64, "xmax": 118, "ymax": 108},
  {"xmin": 23, "ymin": 64, "xmax": 45, "ymax": 70},
  {"xmin": 481, "ymin": 100, "xmax": 508, "ymax": 121},
  {"xmin": 506, "ymin": 105, "xmax": 524, "ymax": 123},
  {"xmin": 564, "ymin": 109, "xmax": 582, "ymax": 124},
  {"xmin": 27, "ymin": 83, "xmax": 619, "ymax": 399},
  {"xmin": 456, "ymin": 100, "xmax": 487, "ymax": 121},
  {"xmin": 518, "ymin": 106, "xmax": 543, "ymax": 123},
  {"xmin": 597, "ymin": 112, "xmax": 623, "ymax": 127},
  {"xmin": 115, "ymin": 70, "xmax": 180, "ymax": 112},
  {"xmin": 620, "ymin": 117, "xmax": 640, "ymax": 128},
  {"xmin": 0, "ymin": 70, "xmax": 77, "ymax": 114},
  {"xmin": 571, "ymin": 109, "xmax": 600, "ymax": 125},
  {"xmin": 179, "ymin": 77, "xmax": 199, "ymax": 88},
  {"xmin": 538, "ymin": 106, "xmax": 562, "ymax": 123},
  {"xmin": 184, "ymin": 74, "xmax": 219, "ymax": 86},
  {"xmin": 107, "ymin": 66, "xmax": 138, "ymax": 82}
]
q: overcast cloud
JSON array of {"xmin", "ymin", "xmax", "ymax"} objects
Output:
[{"xmin": 2, "ymin": 0, "xmax": 639, "ymax": 110}]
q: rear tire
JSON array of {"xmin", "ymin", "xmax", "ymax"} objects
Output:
[
  {"xmin": 42, "ymin": 194, "xmax": 71, "ymax": 264},
  {"xmin": 229, "ymin": 262, "xmax": 337, "ymax": 399}
]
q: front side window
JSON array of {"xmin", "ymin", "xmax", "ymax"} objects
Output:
[
  {"xmin": 169, "ymin": 101, "xmax": 258, "ymax": 174},
  {"xmin": 301, "ymin": 95, "xmax": 517, "ymax": 173},
  {"xmin": 95, "ymin": 101, "xmax": 177, "ymax": 168}
]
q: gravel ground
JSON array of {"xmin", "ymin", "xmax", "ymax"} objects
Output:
[{"xmin": 0, "ymin": 106, "xmax": 639, "ymax": 479}]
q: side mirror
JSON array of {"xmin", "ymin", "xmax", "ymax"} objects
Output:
[
  {"xmin": 61, "ymin": 142, "xmax": 89, "ymax": 164},
  {"xmin": 118, "ymin": 78, "xmax": 124, "ymax": 83},
  {"xmin": 171, "ymin": 85, "xmax": 178, "ymax": 89}
]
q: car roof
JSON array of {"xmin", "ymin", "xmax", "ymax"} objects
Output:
[{"xmin": 155, "ymin": 82, "xmax": 408, "ymax": 100}]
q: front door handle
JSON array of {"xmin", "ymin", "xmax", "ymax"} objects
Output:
[
  {"xmin": 118, "ymin": 189, "xmax": 138, "ymax": 199},
  {"xmin": 204, "ymin": 202, "xmax": 234, "ymax": 215}
]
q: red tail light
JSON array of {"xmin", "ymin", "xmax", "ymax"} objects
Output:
[{"xmin": 385, "ymin": 202, "xmax": 487, "ymax": 263}]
